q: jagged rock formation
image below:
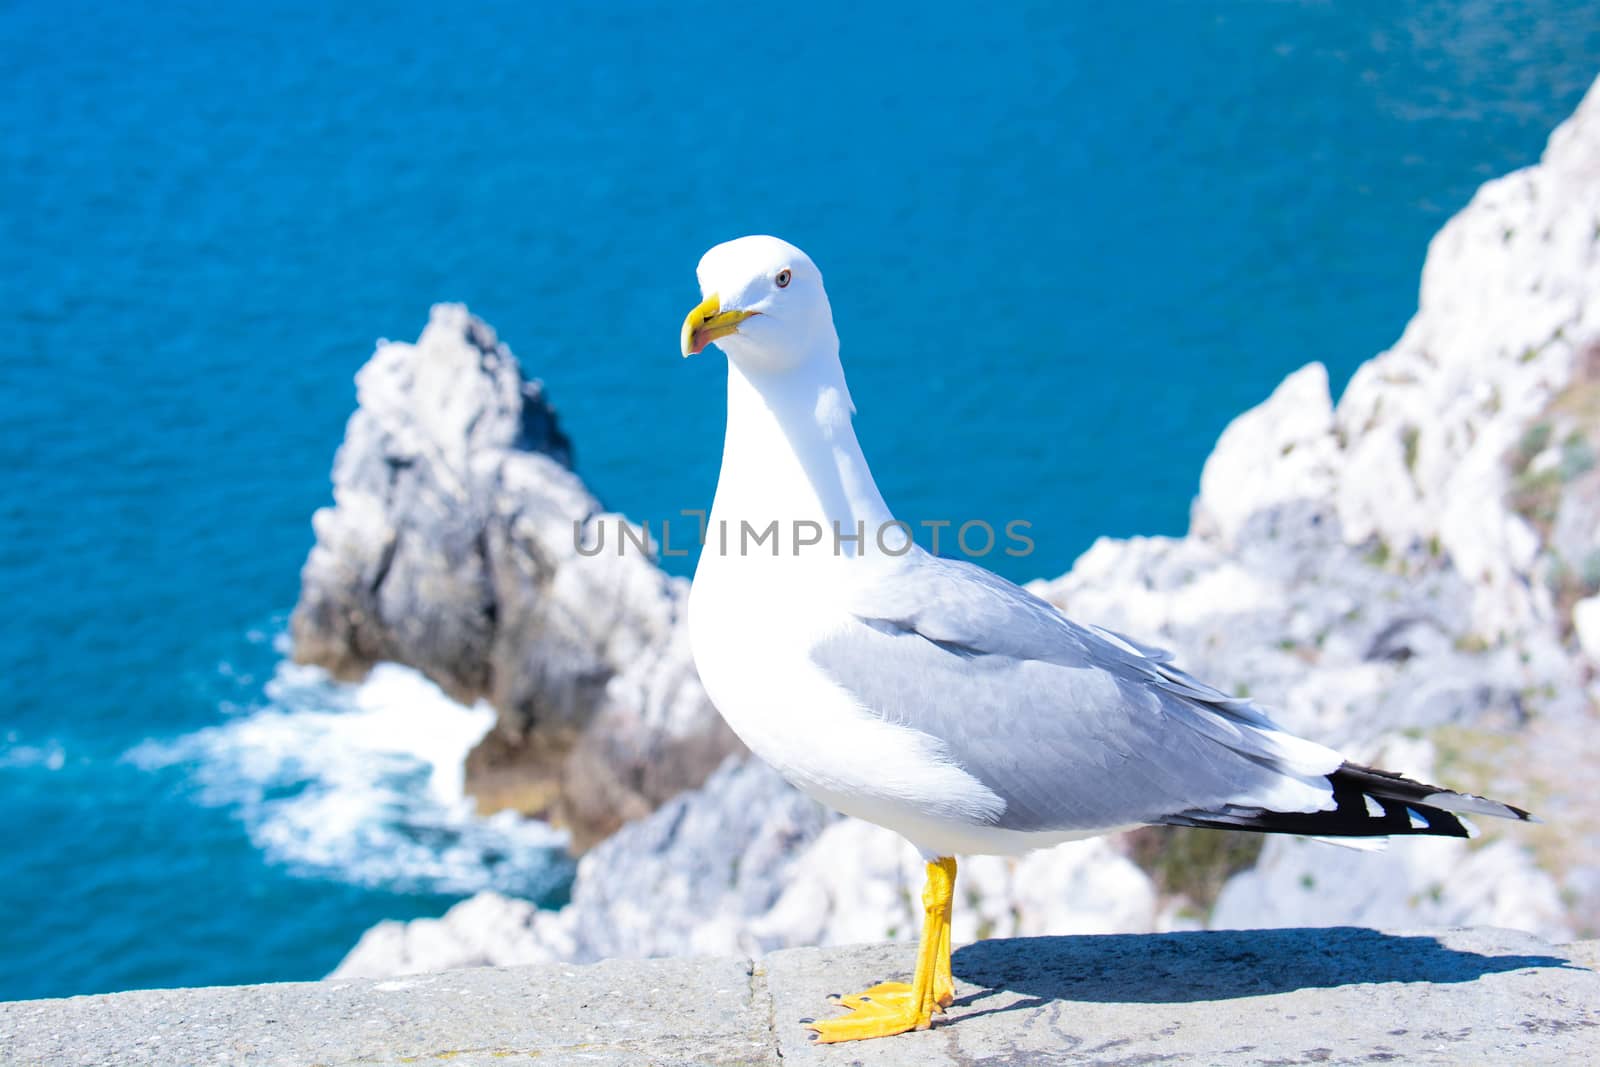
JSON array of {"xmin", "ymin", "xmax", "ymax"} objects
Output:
[
  {"xmin": 291, "ymin": 304, "xmax": 740, "ymax": 848},
  {"xmin": 332, "ymin": 76, "xmax": 1600, "ymax": 979}
]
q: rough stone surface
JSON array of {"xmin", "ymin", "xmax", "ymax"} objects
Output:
[
  {"xmin": 6, "ymin": 931, "xmax": 1595, "ymax": 1066},
  {"xmin": 0, "ymin": 955, "xmax": 769, "ymax": 1067},
  {"xmin": 770, "ymin": 928, "xmax": 1598, "ymax": 1066},
  {"xmin": 290, "ymin": 303, "xmax": 740, "ymax": 847}
]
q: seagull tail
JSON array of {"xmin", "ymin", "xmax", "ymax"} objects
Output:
[{"xmin": 1158, "ymin": 761, "xmax": 1536, "ymax": 841}]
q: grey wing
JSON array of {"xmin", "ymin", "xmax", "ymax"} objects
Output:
[{"xmin": 810, "ymin": 553, "xmax": 1342, "ymax": 832}]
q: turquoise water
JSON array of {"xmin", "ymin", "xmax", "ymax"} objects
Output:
[{"xmin": 3, "ymin": 1, "xmax": 1597, "ymax": 1001}]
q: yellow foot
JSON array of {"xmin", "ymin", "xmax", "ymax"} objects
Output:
[
  {"xmin": 833, "ymin": 977, "xmax": 955, "ymax": 1013},
  {"xmin": 805, "ymin": 990, "xmax": 932, "ymax": 1043}
]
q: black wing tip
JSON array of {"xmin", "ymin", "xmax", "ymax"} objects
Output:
[{"xmin": 1162, "ymin": 761, "xmax": 1534, "ymax": 840}]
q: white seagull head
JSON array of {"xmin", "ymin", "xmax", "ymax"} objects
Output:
[{"xmin": 681, "ymin": 235, "xmax": 838, "ymax": 373}]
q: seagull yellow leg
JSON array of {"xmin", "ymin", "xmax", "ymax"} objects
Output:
[
  {"xmin": 834, "ymin": 869, "xmax": 957, "ymax": 1013},
  {"xmin": 807, "ymin": 857, "xmax": 957, "ymax": 1043},
  {"xmin": 935, "ymin": 903, "xmax": 955, "ymax": 1006}
]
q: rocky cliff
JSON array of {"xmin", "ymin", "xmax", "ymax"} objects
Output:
[
  {"xmin": 290, "ymin": 304, "xmax": 740, "ymax": 848},
  {"xmin": 327, "ymin": 75, "xmax": 1600, "ymax": 979}
]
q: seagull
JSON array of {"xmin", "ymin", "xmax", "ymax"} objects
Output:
[{"xmin": 679, "ymin": 235, "xmax": 1532, "ymax": 1043}]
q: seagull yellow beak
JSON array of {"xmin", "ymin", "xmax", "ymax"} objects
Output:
[{"xmin": 680, "ymin": 293, "xmax": 758, "ymax": 357}]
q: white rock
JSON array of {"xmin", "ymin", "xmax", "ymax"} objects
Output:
[
  {"xmin": 1212, "ymin": 833, "xmax": 1570, "ymax": 940},
  {"xmin": 1195, "ymin": 362, "xmax": 1340, "ymax": 549},
  {"xmin": 1574, "ymin": 596, "xmax": 1600, "ymax": 663},
  {"xmin": 333, "ymin": 891, "xmax": 559, "ymax": 978}
]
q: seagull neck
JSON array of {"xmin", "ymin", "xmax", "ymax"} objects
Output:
[{"xmin": 711, "ymin": 352, "xmax": 894, "ymax": 556}]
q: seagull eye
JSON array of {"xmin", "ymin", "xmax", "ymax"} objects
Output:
[{"xmin": 775, "ymin": 269, "xmax": 792, "ymax": 288}]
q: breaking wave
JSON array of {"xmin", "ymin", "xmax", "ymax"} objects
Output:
[{"xmin": 127, "ymin": 649, "xmax": 572, "ymax": 899}]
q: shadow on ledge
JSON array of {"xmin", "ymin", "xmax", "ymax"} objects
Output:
[{"xmin": 949, "ymin": 927, "xmax": 1576, "ymax": 1015}]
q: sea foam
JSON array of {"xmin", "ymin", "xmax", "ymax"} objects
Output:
[
  {"xmin": 127, "ymin": 657, "xmax": 572, "ymax": 899},
  {"xmin": 0, "ymin": 733, "xmax": 67, "ymax": 771}
]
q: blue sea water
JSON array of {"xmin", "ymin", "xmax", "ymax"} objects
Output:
[{"xmin": 2, "ymin": 0, "xmax": 1598, "ymax": 1002}]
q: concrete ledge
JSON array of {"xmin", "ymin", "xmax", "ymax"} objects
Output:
[{"xmin": 2, "ymin": 928, "xmax": 1594, "ymax": 1066}]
